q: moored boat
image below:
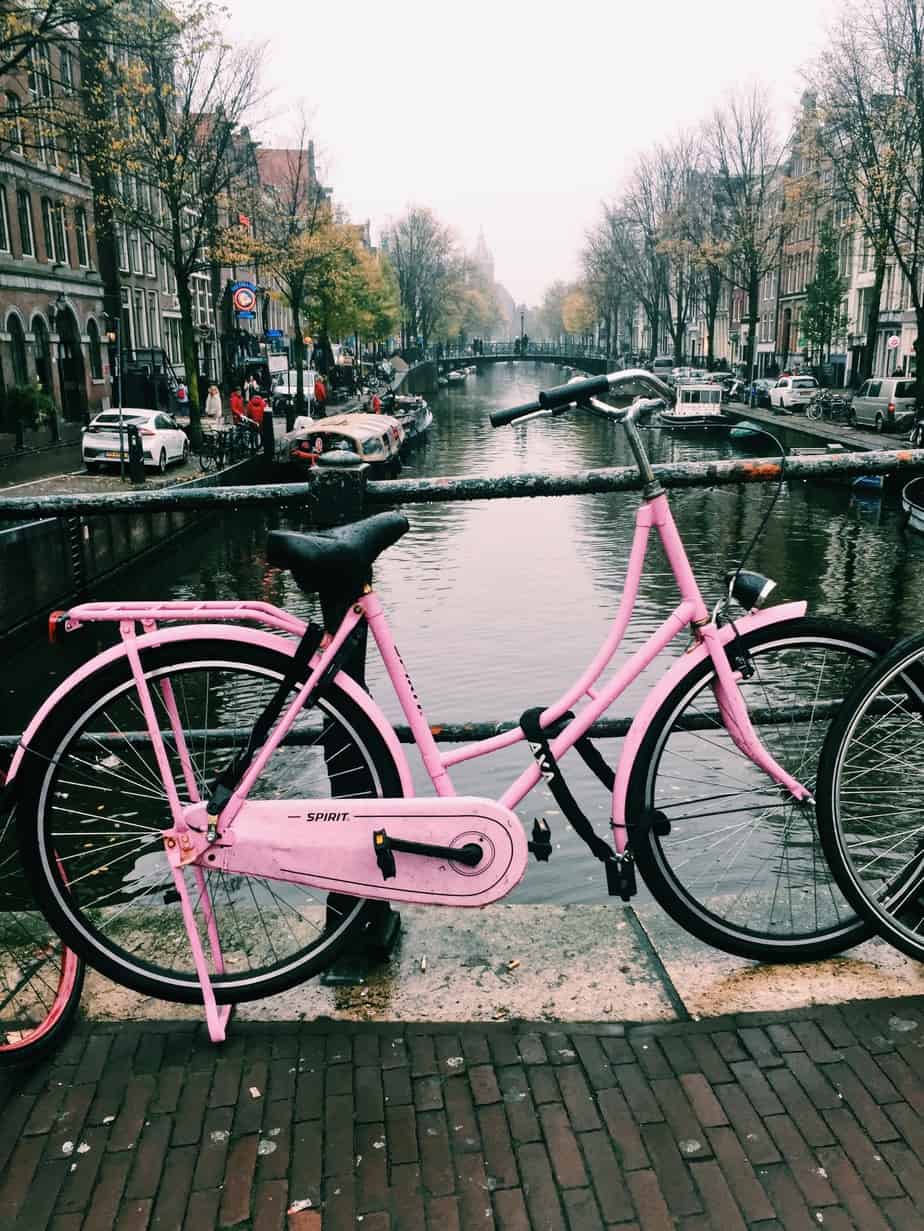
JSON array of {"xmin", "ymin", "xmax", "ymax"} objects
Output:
[
  {"xmin": 902, "ymin": 475, "xmax": 924, "ymax": 531},
  {"xmin": 446, "ymin": 370, "xmax": 467, "ymax": 385},
  {"xmin": 658, "ymin": 383, "xmax": 732, "ymax": 431},
  {"xmin": 290, "ymin": 412, "xmax": 404, "ymax": 476}
]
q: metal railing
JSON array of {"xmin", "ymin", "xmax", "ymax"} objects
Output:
[{"xmin": 0, "ymin": 447, "xmax": 921, "ymax": 520}]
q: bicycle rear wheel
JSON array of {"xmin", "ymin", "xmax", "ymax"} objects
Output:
[
  {"xmin": 628, "ymin": 617, "xmax": 889, "ymax": 962},
  {"xmin": 16, "ymin": 638, "xmax": 403, "ymax": 1005},
  {"xmin": 0, "ymin": 806, "xmax": 83, "ymax": 1066},
  {"xmin": 816, "ymin": 631, "xmax": 924, "ymax": 961}
]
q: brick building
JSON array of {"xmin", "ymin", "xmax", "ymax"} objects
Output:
[{"xmin": 0, "ymin": 38, "xmax": 110, "ymax": 421}]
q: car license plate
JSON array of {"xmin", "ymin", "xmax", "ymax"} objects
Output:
[{"xmin": 104, "ymin": 450, "xmax": 122, "ymax": 459}]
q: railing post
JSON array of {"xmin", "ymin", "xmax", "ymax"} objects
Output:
[{"xmin": 310, "ymin": 450, "xmax": 401, "ymax": 978}]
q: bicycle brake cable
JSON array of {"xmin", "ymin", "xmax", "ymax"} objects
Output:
[{"xmin": 720, "ymin": 425, "xmax": 787, "ymax": 662}]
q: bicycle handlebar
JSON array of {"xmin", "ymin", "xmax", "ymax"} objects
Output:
[
  {"xmin": 489, "ymin": 370, "xmax": 675, "ymax": 431},
  {"xmin": 489, "ymin": 400, "xmax": 544, "ymax": 427}
]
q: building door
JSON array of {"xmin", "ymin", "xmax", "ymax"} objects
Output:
[{"xmin": 57, "ymin": 307, "xmax": 87, "ymax": 422}]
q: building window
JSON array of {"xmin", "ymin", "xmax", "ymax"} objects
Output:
[
  {"xmin": 60, "ymin": 51, "xmax": 75, "ymax": 92},
  {"xmin": 29, "ymin": 44, "xmax": 56, "ymax": 165},
  {"xmin": 117, "ymin": 224, "xmax": 129, "ymax": 272},
  {"xmin": 8, "ymin": 315, "xmax": 28, "ymax": 385},
  {"xmin": 5, "ymin": 94, "xmax": 23, "ymax": 155},
  {"xmin": 147, "ymin": 291, "xmax": 160, "ymax": 347},
  {"xmin": 164, "ymin": 316, "xmax": 182, "ymax": 365},
  {"xmin": 0, "ymin": 186, "xmax": 9, "ymax": 252},
  {"xmin": 75, "ymin": 207, "xmax": 89, "ymax": 267},
  {"xmin": 130, "ymin": 229, "xmax": 143, "ymax": 274},
  {"xmin": 120, "ymin": 286, "xmax": 133, "ymax": 351},
  {"xmin": 87, "ymin": 318, "xmax": 103, "ymax": 379},
  {"xmin": 144, "ymin": 238, "xmax": 156, "ymax": 276},
  {"xmin": 41, "ymin": 197, "xmax": 54, "ymax": 261},
  {"xmin": 17, "ymin": 190, "xmax": 34, "ymax": 256},
  {"xmin": 51, "ymin": 202, "xmax": 68, "ymax": 265},
  {"xmin": 133, "ymin": 287, "xmax": 147, "ymax": 346},
  {"xmin": 70, "ymin": 137, "xmax": 81, "ymax": 178}
]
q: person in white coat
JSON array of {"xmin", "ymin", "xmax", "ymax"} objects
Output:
[{"xmin": 204, "ymin": 385, "xmax": 224, "ymax": 424}]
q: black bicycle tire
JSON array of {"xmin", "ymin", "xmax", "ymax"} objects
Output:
[
  {"xmin": 16, "ymin": 638, "xmax": 404, "ymax": 1005},
  {"xmin": 816, "ymin": 630, "xmax": 924, "ymax": 961},
  {"xmin": 628, "ymin": 617, "xmax": 889, "ymax": 962}
]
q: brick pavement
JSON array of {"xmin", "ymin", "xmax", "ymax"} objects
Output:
[{"xmin": 3, "ymin": 997, "xmax": 924, "ymax": 1230}]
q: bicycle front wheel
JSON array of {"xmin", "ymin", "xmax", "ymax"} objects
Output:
[
  {"xmin": 0, "ymin": 808, "xmax": 84, "ymax": 1067},
  {"xmin": 816, "ymin": 632, "xmax": 924, "ymax": 962},
  {"xmin": 16, "ymin": 638, "xmax": 403, "ymax": 1005},
  {"xmin": 628, "ymin": 617, "xmax": 889, "ymax": 962}
]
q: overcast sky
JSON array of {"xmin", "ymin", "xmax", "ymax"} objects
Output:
[{"xmin": 227, "ymin": 0, "xmax": 840, "ymax": 308}]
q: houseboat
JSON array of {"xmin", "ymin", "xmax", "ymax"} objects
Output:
[
  {"xmin": 290, "ymin": 413, "xmax": 404, "ymax": 476},
  {"xmin": 658, "ymin": 383, "xmax": 732, "ymax": 431}
]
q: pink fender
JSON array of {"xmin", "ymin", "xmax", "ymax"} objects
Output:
[
  {"xmin": 8, "ymin": 624, "xmax": 414, "ymax": 795},
  {"xmin": 611, "ymin": 601, "xmax": 808, "ymax": 846}
]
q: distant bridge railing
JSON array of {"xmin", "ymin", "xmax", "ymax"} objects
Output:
[{"xmin": 426, "ymin": 341, "xmax": 614, "ymax": 362}]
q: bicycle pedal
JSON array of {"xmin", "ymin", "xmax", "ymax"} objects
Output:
[
  {"xmin": 605, "ymin": 854, "xmax": 637, "ymax": 901},
  {"xmin": 528, "ymin": 817, "xmax": 553, "ymax": 861}
]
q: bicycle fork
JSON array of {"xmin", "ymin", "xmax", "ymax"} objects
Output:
[{"xmin": 700, "ymin": 622, "xmax": 814, "ymax": 804}]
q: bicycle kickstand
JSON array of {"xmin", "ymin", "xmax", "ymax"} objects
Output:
[{"xmin": 165, "ymin": 846, "xmax": 232, "ymax": 1043}]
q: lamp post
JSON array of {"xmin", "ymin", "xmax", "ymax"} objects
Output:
[
  {"xmin": 105, "ymin": 316, "xmax": 125, "ymax": 481},
  {"xmin": 520, "ymin": 309, "xmax": 525, "ymax": 354}
]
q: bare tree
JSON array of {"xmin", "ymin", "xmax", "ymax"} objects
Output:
[
  {"xmin": 380, "ymin": 207, "xmax": 460, "ymax": 351},
  {"xmin": 582, "ymin": 211, "xmax": 634, "ymax": 356},
  {"xmin": 808, "ymin": 2, "xmax": 914, "ymax": 386},
  {"xmin": 702, "ymin": 87, "xmax": 791, "ymax": 382},
  {"xmin": 78, "ymin": 1, "xmax": 265, "ymax": 433}
]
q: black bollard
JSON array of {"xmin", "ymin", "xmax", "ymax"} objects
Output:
[
  {"xmin": 312, "ymin": 451, "xmax": 400, "ymax": 982},
  {"xmin": 126, "ymin": 424, "xmax": 146, "ymax": 484}
]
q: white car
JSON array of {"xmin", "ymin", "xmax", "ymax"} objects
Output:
[
  {"xmin": 83, "ymin": 408, "xmax": 189, "ymax": 473},
  {"xmin": 769, "ymin": 376, "xmax": 819, "ymax": 411}
]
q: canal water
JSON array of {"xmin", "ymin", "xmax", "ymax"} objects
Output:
[{"xmin": 4, "ymin": 361, "xmax": 924, "ymax": 904}]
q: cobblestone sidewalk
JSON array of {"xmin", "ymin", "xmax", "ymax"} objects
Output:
[{"xmin": 2, "ymin": 997, "xmax": 924, "ymax": 1230}]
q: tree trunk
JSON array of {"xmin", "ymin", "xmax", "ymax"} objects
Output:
[
  {"xmin": 175, "ymin": 274, "xmax": 201, "ymax": 446},
  {"xmin": 745, "ymin": 271, "xmax": 760, "ymax": 383},
  {"xmin": 861, "ymin": 256, "xmax": 886, "ymax": 384},
  {"xmin": 292, "ymin": 303, "xmax": 305, "ymax": 429}
]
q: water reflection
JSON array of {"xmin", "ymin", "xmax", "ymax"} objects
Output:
[{"xmin": 4, "ymin": 361, "xmax": 923, "ymax": 906}]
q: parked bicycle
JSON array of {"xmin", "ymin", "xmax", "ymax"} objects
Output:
[
  {"xmin": 9, "ymin": 370, "xmax": 890, "ymax": 1042},
  {"xmin": 198, "ymin": 423, "xmax": 260, "ymax": 471},
  {"xmin": 806, "ymin": 390, "xmax": 854, "ymax": 424},
  {"xmin": 816, "ymin": 631, "xmax": 924, "ymax": 963},
  {"xmin": 0, "ymin": 773, "xmax": 83, "ymax": 1066}
]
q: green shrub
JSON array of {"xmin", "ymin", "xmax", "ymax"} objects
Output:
[{"xmin": 1, "ymin": 383, "xmax": 55, "ymax": 434}]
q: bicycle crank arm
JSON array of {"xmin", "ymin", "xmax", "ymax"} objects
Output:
[{"xmin": 163, "ymin": 796, "xmax": 529, "ymax": 907}]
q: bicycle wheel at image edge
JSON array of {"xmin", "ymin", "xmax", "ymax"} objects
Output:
[
  {"xmin": 816, "ymin": 630, "xmax": 924, "ymax": 962},
  {"xmin": 16, "ymin": 639, "xmax": 404, "ymax": 1005},
  {"xmin": 627, "ymin": 616, "xmax": 890, "ymax": 962},
  {"xmin": 0, "ymin": 806, "xmax": 84, "ymax": 1066}
]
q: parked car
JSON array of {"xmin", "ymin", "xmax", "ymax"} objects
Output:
[
  {"xmin": 82, "ymin": 409, "xmax": 189, "ymax": 473},
  {"xmin": 768, "ymin": 375, "xmax": 820, "ymax": 411},
  {"xmin": 271, "ymin": 368, "xmax": 319, "ymax": 418},
  {"xmin": 850, "ymin": 376, "xmax": 917, "ymax": 433},
  {"xmin": 651, "ymin": 356, "xmax": 674, "ymax": 380}
]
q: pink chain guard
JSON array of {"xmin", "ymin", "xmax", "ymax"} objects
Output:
[{"xmin": 171, "ymin": 796, "xmax": 529, "ymax": 906}]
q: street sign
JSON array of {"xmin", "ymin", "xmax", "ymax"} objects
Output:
[
  {"xmin": 887, "ymin": 334, "xmax": 901, "ymax": 349},
  {"xmin": 231, "ymin": 282, "xmax": 258, "ymax": 315}
]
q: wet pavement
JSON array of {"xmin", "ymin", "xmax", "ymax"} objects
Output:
[{"xmin": 3, "ymin": 993, "xmax": 924, "ymax": 1229}]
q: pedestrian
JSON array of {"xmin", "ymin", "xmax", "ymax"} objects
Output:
[
  {"xmin": 230, "ymin": 388, "xmax": 245, "ymax": 423},
  {"xmin": 204, "ymin": 384, "xmax": 223, "ymax": 422},
  {"xmin": 371, "ymin": 393, "xmax": 382, "ymax": 413},
  {"xmin": 243, "ymin": 374, "xmax": 258, "ymax": 403},
  {"xmin": 247, "ymin": 392, "xmax": 266, "ymax": 428},
  {"xmin": 313, "ymin": 375, "xmax": 327, "ymax": 416},
  {"xmin": 176, "ymin": 381, "xmax": 188, "ymax": 409}
]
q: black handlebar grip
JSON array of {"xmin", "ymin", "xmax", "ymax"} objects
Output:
[
  {"xmin": 538, "ymin": 375, "xmax": 610, "ymax": 409},
  {"xmin": 489, "ymin": 400, "xmax": 543, "ymax": 427}
]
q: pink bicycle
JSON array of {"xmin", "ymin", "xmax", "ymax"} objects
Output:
[{"xmin": 10, "ymin": 371, "xmax": 888, "ymax": 1041}]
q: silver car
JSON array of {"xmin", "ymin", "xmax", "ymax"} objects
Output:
[{"xmin": 850, "ymin": 377, "xmax": 917, "ymax": 433}]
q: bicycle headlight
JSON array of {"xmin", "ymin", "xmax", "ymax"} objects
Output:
[{"xmin": 724, "ymin": 569, "xmax": 776, "ymax": 611}]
